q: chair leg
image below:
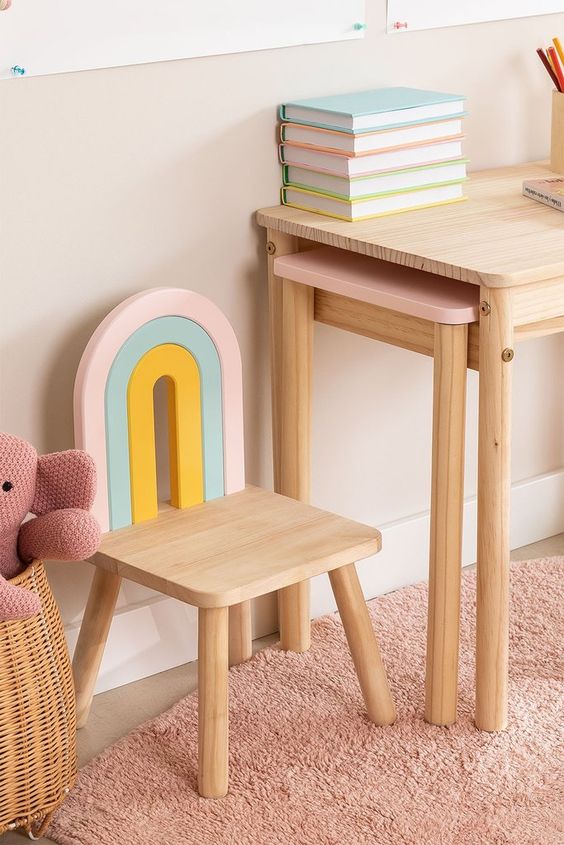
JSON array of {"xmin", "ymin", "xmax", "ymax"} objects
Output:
[
  {"xmin": 329, "ymin": 564, "xmax": 396, "ymax": 726},
  {"xmin": 229, "ymin": 600, "xmax": 253, "ymax": 666},
  {"xmin": 278, "ymin": 582, "xmax": 310, "ymax": 652},
  {"xmin": 198, "ymin": 606, "xmax": 229, "ymax": 798},
  {"xmin": 72, "ymin": 567, "xmax": 122, "ymax": 728},
  {"xmin": 425, "ymin": 323, "xmax": 468, "ymax": 726}
]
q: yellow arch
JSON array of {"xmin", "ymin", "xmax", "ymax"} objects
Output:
[{"xmin": 127, "ymin": 343, "xmax": 204, "ymax": 523}]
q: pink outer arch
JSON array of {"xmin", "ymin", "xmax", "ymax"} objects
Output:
[{"xmin": 74, "ymin": 288, "xmax": 245, "ymax": 532}]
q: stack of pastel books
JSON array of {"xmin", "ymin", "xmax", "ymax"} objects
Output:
[{"xmin": 279, "ymin": 87, "xmax": 468, "ymax": 222}]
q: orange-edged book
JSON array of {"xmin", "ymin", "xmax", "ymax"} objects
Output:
[
  {"xmin": 280, "ymin": 118, "xmax": 464, "ymax": 156},
  {"xmin": 280, "ymin": 137, "xmax": 465, "ymax": 177}
]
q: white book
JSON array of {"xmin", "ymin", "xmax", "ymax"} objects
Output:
[
  {"xmin": 280, "ymin": 139, "xmax": 464, "ymax": 178},
  {"xmin": 283, "ymin": 160, "xmax": 469, "ymax": 199},
  {"xmin": 282, "ymin": 182, "xmax": 466, "ymax": 222},
  {"xmin": 280, "ymin": 119, "xmax": 463, "ymax": 155}
]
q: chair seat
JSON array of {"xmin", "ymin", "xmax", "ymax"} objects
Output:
[
  {"xmin": 89, "ymin": 486, "xmax": 381, "ymax": 608},
  {"xmin": 273, "ymin": 247, "xmax": 479, "ymax": 325}
]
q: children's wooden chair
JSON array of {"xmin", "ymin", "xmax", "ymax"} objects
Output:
[
  {"xmin": 270, "ymin": 247, "xmax": 480, "ymax": 727},
  {"xmin": 71, "ymin": 287, "xmax": 395, "ymax": 798}
]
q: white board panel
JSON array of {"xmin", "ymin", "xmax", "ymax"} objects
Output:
[
  {"xmin": 0, "ymin": 0, "xmax": 365, "ymax": 80},
  {"xmin": 387, "ymin": 0, "xmax": 564, "ymax": 33}
]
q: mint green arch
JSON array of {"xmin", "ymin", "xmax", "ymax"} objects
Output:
[{"xmin": 105, "ymin": 316, "xmax": 224, "ymax": 529}]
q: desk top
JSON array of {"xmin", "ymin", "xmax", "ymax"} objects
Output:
[{"xmin": 257, "ymin": 161, "xmax": 564, "ymax": 288}]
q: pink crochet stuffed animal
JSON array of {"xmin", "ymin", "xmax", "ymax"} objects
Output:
[{"xmin": 0, "ymin": 432, "xmax": 101, "ymax": 621}]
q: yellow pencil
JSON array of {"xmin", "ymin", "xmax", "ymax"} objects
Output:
[{"xmin": 553, "ymin": 36, "xmax": 564, "ymax": 66}]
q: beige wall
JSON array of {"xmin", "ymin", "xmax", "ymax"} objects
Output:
[{"xmin": 1, "ymin": 4, "xmax": 563, "ymax": 647}]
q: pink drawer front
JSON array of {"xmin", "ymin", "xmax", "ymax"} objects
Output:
[{"xmin": 273, "ymin": 247, "xmax": 479, "ymax": 325}]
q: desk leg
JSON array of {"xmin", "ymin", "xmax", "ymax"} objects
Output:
[
  {"xmin": 425, "ymin": 323, "xmax": 467, "ymax": 726},
  {"xmin": 476, "ymin": 287, "xmax": 513, "ymax": 731},
  {"xmin": 267, "ymin": 229, "xmax": 313, "ymax": 652}
]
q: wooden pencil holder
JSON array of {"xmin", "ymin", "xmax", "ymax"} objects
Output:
[
  {"xmin": 551, "ymin": 90, "xmax": 564, "ymax": 174},
  {"xmin": 0, "ymin": 563, "xmax": 77, "ymax": 838}
]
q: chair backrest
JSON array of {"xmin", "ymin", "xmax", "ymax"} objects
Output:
[{"xmin": 74, "ymin": 288, "xmax": 245, "ymax": 532}]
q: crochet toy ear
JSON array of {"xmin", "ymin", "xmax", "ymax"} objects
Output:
[{"xmin": 32, "ymin": 450, "xmax": 97, "ymax": 516}]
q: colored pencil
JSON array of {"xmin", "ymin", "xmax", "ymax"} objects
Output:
[
  {"xmin": 548, "ymin": 46, "xmax": 564, "ymax": 92},
  {"xmin": 553, "ymin": 36, "xmax": 564, "ymax": 66},
  {"xmin": 537, "ymin": 47, "xmax": 562, "ymax": 91}
]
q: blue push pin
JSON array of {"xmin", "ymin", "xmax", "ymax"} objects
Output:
[
  {"xmin": 11, "ymin": 65, "xmax": 26, "ymax": 76},
  {"xmin": 353, "ymin": 22, "xmax": 367, "ymax": 31}
]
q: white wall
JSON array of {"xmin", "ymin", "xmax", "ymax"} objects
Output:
[{"xmin": 1, "ymin": 2, "xmax": 563, "ymax": 691}]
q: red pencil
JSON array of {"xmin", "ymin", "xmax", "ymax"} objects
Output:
[
  {"xmin": 537, "ymin": 46, "xmax": 562, "ymax": 91},
  {"xmin": 548, "ymin": 45, "xmax": 564, "ymax": 92}
]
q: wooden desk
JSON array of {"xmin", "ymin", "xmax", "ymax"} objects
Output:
[{"xmin": 257, "ymin": 161, "xmax": 564, "ymax": 732}]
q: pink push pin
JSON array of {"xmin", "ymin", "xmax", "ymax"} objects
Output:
[{"xmin": 393, "ymin": 21, "xmax": 408, "ymax": 29}]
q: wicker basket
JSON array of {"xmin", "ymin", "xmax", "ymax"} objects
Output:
[{"xmin": 0, "ymin": 562, "xmax": 77, "ymax": 838}]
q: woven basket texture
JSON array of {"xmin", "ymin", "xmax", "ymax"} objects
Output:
[{"xmin": 0, "ymin": 562, "xmax": 77, "ymax": 837}]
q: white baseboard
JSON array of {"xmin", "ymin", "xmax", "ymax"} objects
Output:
[{"xmin": 65, "ymin": 468, "xmax": 564, "ymax": 696}]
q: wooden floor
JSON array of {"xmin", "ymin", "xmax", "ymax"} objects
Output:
[{"xmin": 4, "ymin": 533, "xmax": 563, "ymax": 844}]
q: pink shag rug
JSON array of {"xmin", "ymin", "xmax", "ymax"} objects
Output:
[{"xmin": 49, "ymin": 558, "xmax": 564, "ymax": 845}]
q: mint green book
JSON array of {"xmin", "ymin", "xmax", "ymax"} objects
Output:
[{"xmin": 280, "ymin": 87, "xmax": 466, "ymax": 134}]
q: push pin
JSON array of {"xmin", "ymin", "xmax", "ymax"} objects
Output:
[
  {"xmin": 353, "ymin": 22, "xmax": 367, "ymax": 31},
  {"xmin": 11, "ymin": 65, "xmax": 26, "ymax": 76},
  {"xmin": 393, "ymin": 21, "xmax": 408, "ymax": 29}
]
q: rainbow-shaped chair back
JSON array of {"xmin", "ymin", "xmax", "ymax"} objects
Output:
[{"xmin": 74, "ymin": 288, "xmax": 245, "ymax": 533}]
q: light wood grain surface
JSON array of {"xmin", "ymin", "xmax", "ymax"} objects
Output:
[
  {"xmin": 72, "ymin": 569, "xmax": 122, "ymax": 729},
  {"xmin": 268, "ymin": 228, "xmax": 314, "ymax": 653},
  {"xmin": 228, "ymin": 601, "xmax": 253, "ymax": 667},
  {"xmin": 475, "ymin": 287, "xmax": 513, "ymax": 732},
  {"xmin": 88, "ymin": 487, "xmax": 381, "ymax": 608},
  {"xmin": 258, "ymin": 162, "xmax": 564, "ymax": 288},
  {"xmin": 550, "ymin": 91, "xmax": 564, "ymax": 174},
  {"xmin": 329, "ymin": 564, "xmax": 396, "ymax": 727},
  {"xmin": 198, "ymin": 606, "xmax": 229, "ymax": 798},
  {"xmin": 425, "ymin": 324, "xmax": 467, "ymax": 726}
]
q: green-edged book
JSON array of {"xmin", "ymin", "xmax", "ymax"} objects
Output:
[
  {"xmin": 282, "ymin": 159, "xmax": 469, "ymax": 201},
  {"xmin": 281, "ymin": 181, "xmax": 467, "ymax": 222}
]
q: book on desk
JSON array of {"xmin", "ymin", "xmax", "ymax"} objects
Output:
[
  {"xmin": 278, "ymin": 87, "xmax": 468, "ymax": 221},
  {"xmin": 523, "ymin": 176, "xmax": 564, "ymax": 211}
]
